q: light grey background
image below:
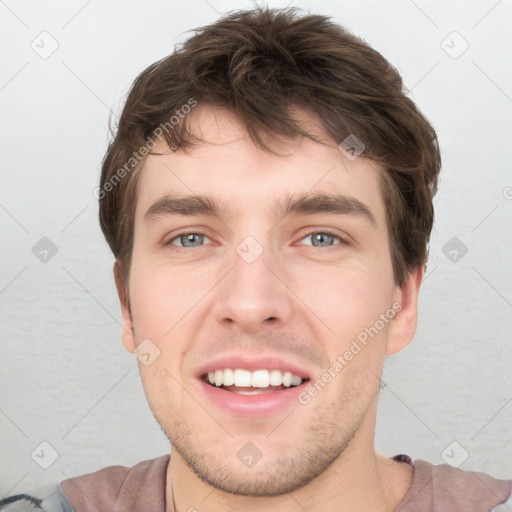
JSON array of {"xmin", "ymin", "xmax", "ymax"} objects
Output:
[{"xmin": 1, "ymin": 0, "xmax": 511, "ymax": 495}]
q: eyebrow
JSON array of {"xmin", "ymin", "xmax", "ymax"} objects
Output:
[{"xmin": 143, "ymin": 192, "xmax": 376, "ymax": 227}]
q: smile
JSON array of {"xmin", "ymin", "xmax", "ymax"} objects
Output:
[{"xmin": 202, "ymin": 368, "xmax": 308, "ymax": 394}]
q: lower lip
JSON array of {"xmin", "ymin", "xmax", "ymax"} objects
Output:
[{"xmin": 196, "ymin": 378, "xmax": 308, "ymax": 417}]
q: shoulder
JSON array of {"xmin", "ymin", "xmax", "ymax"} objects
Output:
[
  {"xmin": 396, "ymin": 458, "xmax": 512, "ymax": 512},
  {"xmin": 60, "ymin": 454, "xmax": 169, "ymax": 512},
  {"xmin": 0, "ymin": 455, "xmax": 170, "ymax": 512}
]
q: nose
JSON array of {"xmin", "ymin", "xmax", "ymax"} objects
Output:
[{"xmin": 212, "ymin": 240, "xmax": 293, "ymax": 335}]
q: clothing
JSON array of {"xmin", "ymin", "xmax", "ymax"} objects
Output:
[{"xmin": 1, "ymin": 454, "xmax": 510, "ymax": 511}]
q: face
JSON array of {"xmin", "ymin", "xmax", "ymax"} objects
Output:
[{"xmin": 115, "ymin": 104, "xmax": 420, "ymax": 496}]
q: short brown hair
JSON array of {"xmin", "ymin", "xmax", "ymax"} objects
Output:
[{"xmin": 99, "ymin": 6, "xmax": 441, "ymax": 287}]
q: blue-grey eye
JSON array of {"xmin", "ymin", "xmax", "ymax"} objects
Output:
[
  {"xmin": 171, "ymin": 233, "xmax": 207, "ymax": 248},
  {"xmin": 302, "ymin": 232, "xmax": 342, "ymax": 247}
]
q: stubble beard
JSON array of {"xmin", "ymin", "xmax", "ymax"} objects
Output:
[{"xmin": 161, "ymin": 392, "xmax": 375, "ymax": 497}]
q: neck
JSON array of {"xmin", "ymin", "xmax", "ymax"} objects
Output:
[{"xmin": 166, "ymin": 410, "xmax": 413, "ymax": 512}]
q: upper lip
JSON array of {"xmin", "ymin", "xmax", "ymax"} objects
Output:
[{"xmin": 194, "ymin": 353, "xmax": 312, "ymax": 380}]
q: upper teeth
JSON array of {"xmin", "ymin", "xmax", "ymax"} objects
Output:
[{"xmin": 207, "ymin": 369, "xmax": 304, "ymax": 388}]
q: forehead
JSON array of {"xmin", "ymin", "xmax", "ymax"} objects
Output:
[{"xmin": 134, "ymin": 104, "xmax": 386, "ymax": 225}]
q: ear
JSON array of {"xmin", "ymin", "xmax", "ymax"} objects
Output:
[
  {"xmin": 113, "ymin": 260, "xmax": 136, "ymax": 354},
  {"xmin": 385, "ymin": 266, "xmax": 424, "ymax": 355}
]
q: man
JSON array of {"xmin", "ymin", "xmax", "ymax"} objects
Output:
[{"xmin": 2, "ymin": 6, "xmax": 510, "ymax": 512}]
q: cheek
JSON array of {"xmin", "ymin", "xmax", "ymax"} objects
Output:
[
  {"xmin": 289, "ymin": 260, "xmax": 395, "ymax": 385},
  {"xmin": 127, "ymin": 259, "xmax": 213, "ymax": 382},
  {"xmin": 292, "ymin": 257, "xmax": 394, "ymax": 329},
  {"xmin": 129, "ymin": 259, "xmax": 200, "ymax": 338}
]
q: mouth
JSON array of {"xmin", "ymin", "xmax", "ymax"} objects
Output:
[
  {"xmin": 194, "ymin": 355, "xmax": 312, "ymax": 416},
  {"xmin": 201, "ymin": 368, "xmax": 309, "ymax": 395}
]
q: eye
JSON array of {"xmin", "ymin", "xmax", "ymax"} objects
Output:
[
  {"xmin": 298, "ymin": 230, "xmax": 346, "ymax": 248},
  {"xmin": 167, "ymin": 232, "xmax": 212, "ymax": 248},
  {"xmin": 165, "ymin": 230, "xmax": 346, "ymax": 249}
]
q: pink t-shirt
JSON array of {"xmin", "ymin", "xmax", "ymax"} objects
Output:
[{"xmin": 2, "ymin": 454, "xmax": 510, "ymax": 511}]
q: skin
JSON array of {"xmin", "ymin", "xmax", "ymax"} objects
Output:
[{"xmin": 114, "ymin": 104, "xmax": 423, "ymax": 512}]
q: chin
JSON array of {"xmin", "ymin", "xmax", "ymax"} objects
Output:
[{"xmin": 170, "ymin": 427, "xmax": 348, "ymax": 497}]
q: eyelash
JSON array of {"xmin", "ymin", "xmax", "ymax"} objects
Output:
[{"xmin": 165, "ymin": 229, "xmax": 348, "ymax": 249}]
